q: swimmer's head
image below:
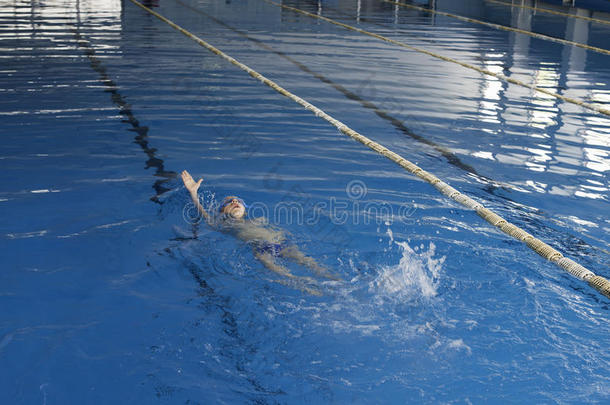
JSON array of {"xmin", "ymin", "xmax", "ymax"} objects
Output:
[{"xmin": 219, "ymin": 196, "xmax": 246, "ymax": 219}]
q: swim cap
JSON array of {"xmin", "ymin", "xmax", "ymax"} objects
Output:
[{"xmin": 218, "ymin": 196, "xmax": 247, "ymax": 213}]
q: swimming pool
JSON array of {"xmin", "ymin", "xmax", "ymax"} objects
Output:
[{"xmin": 1, "ymin": 0, "xmax": 609, "ymax": 402}]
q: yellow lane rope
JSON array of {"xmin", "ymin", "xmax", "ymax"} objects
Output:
[
  {"xmin": 176, "ymin": 0, "xmax": 610, "ymax": 259},
  {"xmin": 174, "ymin": 0, "xmax": 493, "ymax": 182},
  {"xmin": 486, "ymin": 0, "xmax": 610, "ymax": 26},
  {"xmin": 262, "ymin": 0, "xmax": 610, "ymax": 118},
  {"xmin": 381, "ymin": 0, "xmax": 610, "ymax": 56},
  {"xmin": 128, "ymin": 0, "xmax": 610, "ymax": 299}
]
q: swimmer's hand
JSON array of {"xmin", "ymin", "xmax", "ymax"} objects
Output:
[
  {"xmin": 181, "ymin": 169, "xmax": 210, "ymax": 223},
  {"xmin": 181, "ymin": 170, "xmax": 203, "ymax": 196}
]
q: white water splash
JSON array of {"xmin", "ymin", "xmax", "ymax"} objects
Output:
[
  {"xmin": 386, "ymin": 227, "xmax": 394, "ymax": 246},
  {"xmin": 372, "ymin": 241, "xmax": 445, "ymax": 300}
]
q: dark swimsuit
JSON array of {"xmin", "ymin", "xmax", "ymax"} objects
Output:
[
  {"xmin": 253, "ymin": 241, "xmax": 287, "ymax": 257},
  {"xmin": 216, "ymin": 214, "xmax": 287, "ymax": 257}
]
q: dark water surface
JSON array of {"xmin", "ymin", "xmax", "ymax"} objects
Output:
[{"xmin": 1, "ymin": 0, "xmax": 609, "ymax": 403}]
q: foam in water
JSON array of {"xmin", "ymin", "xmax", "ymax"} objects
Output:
[{"xmin": 371, "ymin": 240, "xmax": 445, "ymax": 300}]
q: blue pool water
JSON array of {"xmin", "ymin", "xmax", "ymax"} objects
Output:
[{"xmin": 1, "ymin": 0, "xmax": 610, "ymax": 403}]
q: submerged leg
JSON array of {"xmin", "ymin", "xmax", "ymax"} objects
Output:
[
  {"xmin": 254, "ymin": 251, "xmax": 321, "ymax": 296},
  {"xmin": 273, "ymin": 277, "xmax": 322, "ymax": 297},
  {"xmin": 255, "ymin": 251, "xmax": 298, "ymax": 279},
  {"xmin": 280, "ymin": 246, "xmax": 341, "ymax": 281}
]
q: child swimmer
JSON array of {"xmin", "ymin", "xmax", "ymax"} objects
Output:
[{"xmin": 181, "ymin": 170, "xmax": 338, "ymax": 294}]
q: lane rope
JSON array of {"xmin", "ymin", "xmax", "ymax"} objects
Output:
[
  {"xmin": 486, "ymin": 0, "xmax": 610, "ymax": 26},
  {"xmin": 127, "ymin": 0, "xmax": 610, "ymax": 299},
  {"xmin": 174, "ymin": 0, "xmax": 495, "ymax": 182},
  {"xmin": 176, "ymin": 0, "xmax": 610, "ymax": 259},
  {"xmin": 381, "ymin": 0, "xmax": 610, "ymax": 56},
  {"xmin": 262, "ymin": 0, "xmax": 610, "ymax": 118}
]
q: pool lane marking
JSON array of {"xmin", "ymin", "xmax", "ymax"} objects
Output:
[
  {"xmin": 128, "ymin": 0, "xmax": 610, "ymax": 299},
  {"xmin": 486, "ymin": 0, "xmax": 610, "ymax": 26},
  {"xmin": 173, "ymin": 0, "xmax": 499, "ymax": 185},
  {"xmin": 381, "ymin": 0, "xmax": 610, "ymax": 56},
  {"xmin": 262, "ymin": 0, "xmax": 610, "ymax": 118},
  {"xmin": 72, "ymin": 29, "xmax": 177, "ymax": 202}
]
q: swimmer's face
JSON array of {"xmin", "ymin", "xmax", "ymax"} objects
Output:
[{"xmin": 221, "ymin": 197, "xmax": 246, "ymax": 219}]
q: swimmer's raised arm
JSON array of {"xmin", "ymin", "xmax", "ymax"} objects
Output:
[{"xmin": 181, "ymin": 169, "xmax": 211, "ymax": 223}]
